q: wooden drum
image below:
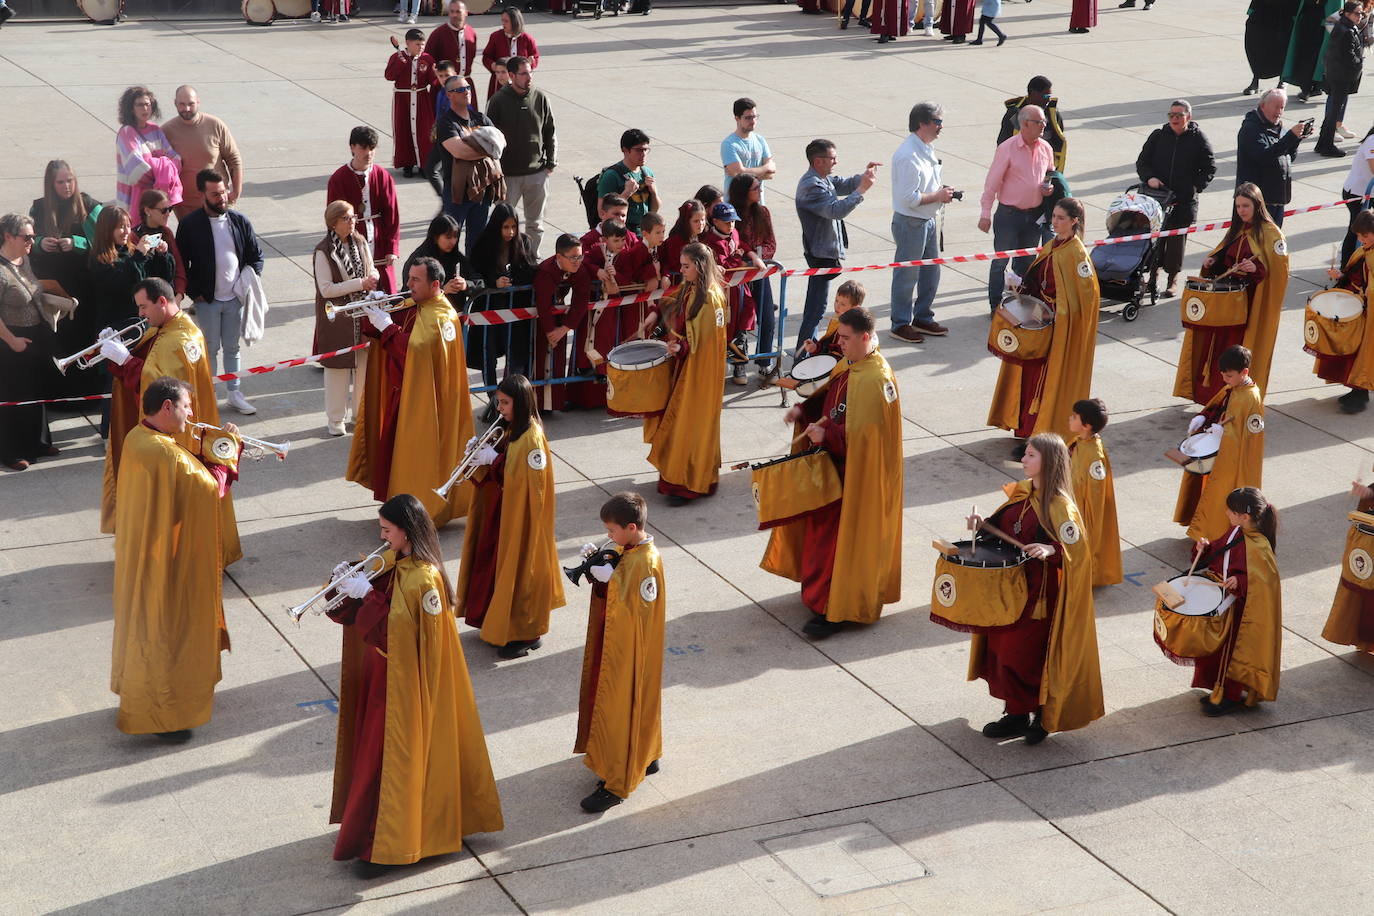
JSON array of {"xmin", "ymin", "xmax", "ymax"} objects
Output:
[
  {"xmin": 1181, "ymin": 277, "xmax": 1248, "ymax": 329},
  {"xmin": 241, "ymin": 0, "xmax": 275, "ymax": 22},
  {"xmin": 275, "ymin": 0, "xmax": 314, "ymax": 15},
  {"xmin": 77, "ymin": 0, "xmax": 122, "ymax": 21},
  {"xmin": 788, "ymin": 354, "xmax": 838, "ymax": 397},
  {"xmin": 929, "ymin": 537, "xmax": 1030, "ymax": 633},
  {"xmin": 1153, "ymin": 572, "xmax": 1233, "ymax": 661},
  {"xmin": 605, "ymin": 340, "xmax": 671, "ymax": 418},
  {"xmin": 750, "ymin": 448, "xmax": 842, "ymax": 529},
  {"xmin": 1303, "ymin": 288, "xmax": 1365, "ymax": 358},
  {"xmin": 988, "ymin": 293, "xmax": 1054, "ymax": 363}
]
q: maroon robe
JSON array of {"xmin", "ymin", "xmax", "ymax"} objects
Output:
[
  {"xmin": 359, "ymin": 309, "xmax": 418, "ymax": 502},
  {"xmin": 940, "ymin": 0, "xmax": 976, "ymax": 36},
  {"xmin": 424, "ymin": 22, "xmax": 478, "ymax": 88},
  {"xmin": 1070, "ymin": 0, "xmax": 1098, "ymax": 29},
  {"xmin": 532, "ymin": 256, "xmax": 603, "ymax": 410},
  {"xmin": 699, "ymin": 226, "xmax": 755, "ymax": 335},
  {"xmin": 462, "ymin": 452, "xmax": 505, "ymax": 628},
  {"xmin": 480, "ymin": 30, "xmax": 539, "ymax": 103},
  {"xmin": 1187, "ymin": 528, "xmax": 1249, "ymax": 701},
  {"xmin": 613, "ymin": 242, "xmax": 662, "ymax": 341},
  {"xmin": 797, "ymin": 371, "xmax": 851, "ymax": 614},
  {"xmin": 327, "ymin": 164, "xmax": 400, "ymax": 294},
  {"xmin": 384, "ymin": 50, "xmax": 438, "ymax": 170},
  {"xmin": 1184, "ymin": 233, "xmax": 1266, "ymax": 405},
  {"xmin": 871, "ymin": 0, "xmax": 910, "ymax": 36}
]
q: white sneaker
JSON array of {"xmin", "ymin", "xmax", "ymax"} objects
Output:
[
  {"xmin": 311, "ymin": 10, "xmax": 321, "ymax": 21},
  {"xmin": 923, "ymin": 25, "xmax": 933, "ymax": 35},
  {"xmin": 327, "ymin": 421, "xmax": 346, "ymax": 437},
  {"xmin": 1338, "ymin": 124, "xmax": 1356, "ymax": 139},
  {"xmin": 397, "ymin": 10, "xmax": 406, "ymax": 20},
  {"xmin": 226, "ymin": 390, "xmax": 257, "ymax": 415},
  {"xmin": 407, "ymin": 14, "xmax": 417, "ymax": 23}
]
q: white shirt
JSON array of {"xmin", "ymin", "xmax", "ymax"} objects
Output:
[
  {"xmin": 1342, "ymin": 134, "xmax": 1374, "ymax": 194},
  {"xmin": 891, "ymin": 132, "xmax": 942, "ymax": 220},
  {"xmin": 208, "ymin": 213, "xmax": 240, "ymax": 302}
]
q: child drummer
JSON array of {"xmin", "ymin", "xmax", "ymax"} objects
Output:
[
  {"xmin": 1067, "ymin": 398, "xmax": 1121, "ymax": 586},
  {"xmin": 799, "ymin": 279, "xmax": 865, "ymax": 361},
  {"xmin": 1175, "ymin": 345, "xmax": 1265, "ymax": 544},
  {"xmin": 1321, "ymin": 470, "xmax": 1374, "ymax": 655},
  {"xmin": 1179, "ymin": 487, "xmax": 1282, "ymax": 716},
  {"xmin": 1314, "ymin": 209, "xmax": 1374, "ymax": 414}
]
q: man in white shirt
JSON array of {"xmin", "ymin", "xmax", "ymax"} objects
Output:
[
  {"xmin": 890, "ymin": 102, "xmax": 955, "ymax": 343},
  {"xmin": 721, "ymin": 97, "xmax": 776, "ymax": 200}
]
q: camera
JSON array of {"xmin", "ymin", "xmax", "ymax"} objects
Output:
[{"xmin": 950, "ymin": 190, "xmax": 964, "ymax": 201}]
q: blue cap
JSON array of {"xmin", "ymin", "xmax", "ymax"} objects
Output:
[{"xmin": 711, "ymin": 202, "xmax": 739, "ymax": 222}]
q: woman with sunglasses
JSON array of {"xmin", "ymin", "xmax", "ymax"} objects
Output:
[
  {"xmin": 133, "ymin": 189, "xmax": 186, "ymax": 303},
  {"xmin": 0, "ymin": 213, "xmax": 61, "ymax": 470}
]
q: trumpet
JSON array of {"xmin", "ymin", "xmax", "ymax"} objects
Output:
[
  {"xmin": 563, "ymin": 540, "xmax": 621, "ymax": 586},
  {"xmin": 324, "ymin": 292, "xmax": 412, "ymax": 322},
  {"xmin": 189, "ymin": 422, "xmax": 291, "ymax": 461},
  {"xmin": 52, "ymin": 320, "xmax": 147, "ymax": 374},
  {"xmin": 287, "ymin": 543, "xmax": 391, "ymax": 623},
  {"xmin": 433, "ymin": 420, "xmax": 506, "ymax": 499}
]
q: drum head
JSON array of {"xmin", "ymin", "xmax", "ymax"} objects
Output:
[
  {"xmin": 1180, "ymin": 428, "xmax": 1223, "ymax": 459},
  {"xmin": 946, "ymin": 537, "xmax": 1027, "ymax": 568},
  {"xmin": 275, "ymin": 0, "xmax": 313, "ymax": 15},
  {"xmin": 1185, "ymin": 277, "xmax": 1247, "ymax": 293},
  {"xmin": 608, "ymin": 339, "xmax": 669, "ymax": 370},
  {"xmin": 791, "ymin": 354, "xmax": 838, "ymax": 382},
  {"xmin": 998, "ymin": 293, "xmax": 1053, "ymax": 330},
  {"xmin": 1310, "ymin": 288, "xmax": 1364, "ymax": 320},
  {"xmin": 1166, "ymin": 576, "xmax": 1225, "ymax": 616},
  {"xmin": 241, "ymin": 0, "xmax": 274, "ymax": 20},
  {"xmin": 79, "ymin": 0, "xmax": 122, "ymax": 19}
]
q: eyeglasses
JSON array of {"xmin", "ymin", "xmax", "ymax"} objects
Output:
[
  {"xmin": 155, "ymin": 206, "xmax": 174, "ymax": 215},
  {"xmin": 1024, "ymin": 119, "xmax": 1046, "ymax": 125},
  {"xmin": 341, "ymin": 214, "xmax": 358, "ymax": 221},
  {"xmin": 1167, "ymin": 112, "xmax": 1188, "ymax": 120},
  {"xmin": 18, "ymin": 234, "xmax": 36, "ymax": 242},
  {"xmin": 447, "ymin": 87, "xmax": 470, "ymax": 94},
  {"xmin": 930, "ymin": 118, "xmax": 944, "ymax": 125},
  {"xmin": 560, "ymin": 253, "xmax": 584, "ymax": 262}
]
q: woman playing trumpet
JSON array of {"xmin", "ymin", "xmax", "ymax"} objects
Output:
[
  {"xmin": 457, "ymin": 375, "xmax": 565, "ymax": 659},
  {"xmin": 314, "ymin": 200, "xmax": 379, "ymax": 437}
]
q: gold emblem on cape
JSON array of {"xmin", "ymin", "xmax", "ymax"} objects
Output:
[
  {"xmin": 183, "ymin": 339, "xmax": 202, "ymax": 363},
  {"xmin": 421, "ymin": 588, "xmax": 443, "ymax": 616},
  {"xmin": 995, "ymin": 328, "xmax": 1019, "ymax": 353},
  {"xmin": 933, "ymin": 573, "xmax": 957, "ymax": 608},
  {"xmin": 210, "ymin": 435, "xmax": 236, "ymax": 461},
  {"xmin": 1076, "ymin": 259, "xmax": 1092, "ymax": 279},
  {"xmin": 605, "ymin": 379, "xmax": 615, "ymax": 399},
  {"xmin": 1304, "ymin": 319, "xmax": 1320, "ymax": 346},
  {"xmin": 639, "ymin": 576, "xmax": 658, "ymax": 602},
  {"xmin": 527, "ymin": 448, "xmax": 546, "ymax": 471},
  {"xmin": 1089, "ymin": 460, "xmax": 1106, "ymax": 481},
  {"xmin": 440, "ymin": 320, "xmax": 457, "ymax": 342},
  {"xmin": 1274, "ymin": 238, "xmax": 1287, "ymax": 257},
  {"xmin": 1058, "ymin": 520, "xmax": 1080, "ymax": 544},
  {"xmin": 1246, "ymin": 414, "xmax": 1265, "ymax": 434},
  {"xmin": 1185, "ymin": 297, "xmax": 1205, "ymax": 322},
  {"xmin": 1349, "ymin": 548, "xmax": 1373, "ymax": 581},
  {"xmin": 714, "ymin": 306, "xmax": 725, "ymax": 328},
  {"xmin": 751, "ymin": 480, "xmax": 761, "ymax": 507},
  {"xmin": 1154, "ymin": 610, "xmax": 1168, "ymax": 641},
  {"xmin": 882, "ymin": 380, "xmax": 897, "ymax": 403}
]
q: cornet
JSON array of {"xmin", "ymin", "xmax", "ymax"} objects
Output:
[
  {"xmin": 287, "ymin": 543, "xmax": 391, "ymax": 623},
  {"xmin": 189, "ymin": 422, "xmax": 291, "ymax": 461},
  {"xmin": 52, "ymin": 320, "xmax": 147, "ymax": 374},
  {"xmin": 324, "ymin": 292, "xmax": 412, "ymax": 322},
  {"xmin": 433, "ymin": 420, "xmax": 506, "ymax": 499},
  {"xmin": 563, "ymin": 540, "xmax": 621, "ymax": 586}
]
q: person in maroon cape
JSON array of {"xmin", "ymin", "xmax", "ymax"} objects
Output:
[
  {"xmin": 871, "ymin": 0, "xmax": 909, "ymax": 42},
  {"xmin": 940, "ymin": 0, "xmax": 976, "ymax": 42},
  {"xmin": 384, "ymin": 29, "xmax": 439, "ymax": 177},
  {"xmin": 532, "ymin": 233, "xmax": 602, "ymax": 411},
  {"xmin": 1069, "ymin": 0, "xmax": 1097, "ymax": 32},
  {"xmin": 480, "ymin": 8, "xmax": 538, "ymax": 105},
  {"xmin": 327, "ymin": 127, "xmax": 400, "ymax": 295},
  {"xmin": 425, "ymin": 0, "xmax": 478, "ymax": 94}
]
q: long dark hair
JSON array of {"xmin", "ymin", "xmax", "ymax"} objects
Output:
[
  {"xmin": 38, "ymin": 160, "xmax": 89, "ymax": 238},
  {"xmin": 91, "ymin": 206, "xmax": 131, "ymax": 266},
  {"xmin": 1226, "ymin": 486, "xmax": 1278, "ymax": 548},
  {"xmin": 496, "ymin": 374, "xmax": 538, "ymax": 442},
  {"xmin": 379, "ymin": 494, "xmax": 454, "ymax": 602},
  {"xmin": 117, "ymin": 86, "xmax": 160, "ymax": 127},
  {"xmin": 1217, "ymin": 181, "xmax": 1276, "ymax": 251},
  {"xmin": 727, "ymin": 174, "xmax": 769, "ymax": 247},
  {"xmin": 668, "ymin": 200, "xmax": 705, "ymax": 242},
  {"xmin": 470, "ymin": 202, "xmax": 537, "ymax": 283},
  {"xmin": 406, "ymin": 213, "xmax": 463, "ymax": 279}
]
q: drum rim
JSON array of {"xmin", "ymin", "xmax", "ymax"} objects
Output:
[
  {"xmin": 943, "ymin": 538, "xmax": 1028, "ymax": 568},
  {"xmin": 608, "ymin": 340, "xmax": 670, "ymax": 371},
  {"xmin": 1179, "ymin": 430, "xmax": 1222, "ymax": 458},
  {"xmin": 1308, "ymin": 288, "xmax": 1365, "ymax": 320},
  {"xmin": 998, "ymin": 294, "xmax": 1055, "ymax": 330},
  {"xmin": 1162, "ymin": 574, "xmax": 1226, "ymax": 616},
  {"xmin": 1185, "ymin": 278, "xmax": 1248, "ymax": 292},
  {"xmin": 790, "ymin": 354, "xmax": 839, "ymax": 382}
]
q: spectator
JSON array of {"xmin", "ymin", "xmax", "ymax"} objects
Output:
[
  {"xmin": 481, "ymin": 7, "xmax": 538, "ymax": 104},
  {"xmin": 426, "ymin": 1, "xmax": 478, "ymax": 94},
  {"xmin": 728, "ymin": 174, "xmax": 778, "ymax": 379},
  {"xmin": 1314, "ymin": 2, "xmax": 1367, "ymax": 158},
  {"xmin": 997, "ymin": 76, "xmax": 1068, "ymax": 173},
  {"xmin": 487, "ymin": 55, "xmax": 556, "ymax": 257},
  {"xmin": 695, "ymin": 185, "xmax": 723, "ymax": 213},
  {"xmin": 403, "ymin": 213, "xmax": 471, "ymax": 293},
  {"xmin": 970, "ymin": 0, "xmax": 1006, "ymax": 45},
  {"xmin": 794, "ymin": 139, "xmax": 878, "ymax": 350},
  {"xmin": 422, "ymin": 59, "xmax": 460, "ymax": 198},
  {"xmin": 436, "ymin": 78, "xmax": 504, "ymax": 256},
  {"xmin": 0, "ymin": 214, "xmax": 60, "ymax": 471},
  {"xmin": 839, "ymin": 0, "xmax": 871, "ymax": 29},
  {"xmin": 596, "ymin": 129, "xmax": 659, "ymax": 235},
  {"xmin": 979, "ymin": 106, "xmax": 1055, "ymax": 311},
  {"xmin": 1135, "ymin": 99, "xmax": 1217, "ymax": 296},
  {"xmin": 468, "ymin": 202, "xmax": 538, "ymax": 411},
  {"xmin": 29, "ymin": 160, "xmax": 102, "ymax": 392},
  {"xmin": 133, "ymin": 189, "xmax": 187, "ymax": 302},
  {"xmin": 114, "ymin": 86, "xmax": 182, "ymax": 212},
  {"xmin": 721, "ymin": 98, "xmax": 776, "ymax": 202},
  {"xmin": 396, "ymin": 0, "xmax": 420, "ymax": 23},
  {"xmin": 313, "ymin": 200, "xmax": 379, "ymax": 437},
  {"xmin": 1339, "ymin": 125, "xmax": 1374, "ymax": 266},
  {"xmin": 327, "ymin": 126, "xmax": 401, "ymax": 293},
  {"xmin": 87, "ymin": 206, "xmax": 175, "ymax": 332},
  {"xmin": 1236, "ymin": 88, "xmax": 1307, "ymax": 225},
  {"xmin": 162, "ymin": 85, "xmax": 244, "ymax": 219},
  {"xmin": 662, "ymin": 199, "xmax": 705, "ymax": 284},
  {"xmin": 891, "ymin": 101, "xmax": 954, "ymax": 343},
  {"xmin": 177, "ymin": 170, "xmax": 266, "ymax": 416}
]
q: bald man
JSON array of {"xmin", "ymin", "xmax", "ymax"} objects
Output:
[{"xmin": 163, "ymin": 85, "xmax": 244, "ymax": 218}]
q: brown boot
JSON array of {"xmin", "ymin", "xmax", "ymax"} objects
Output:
[{"xmin": 1163, "ymin": 273, "xmax": 1179, "ymax": 297}]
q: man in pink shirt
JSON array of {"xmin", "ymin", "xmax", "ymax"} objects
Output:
[{"xmin": 978, "ymin": 106, "xmax": 1055, "ymax": 310}]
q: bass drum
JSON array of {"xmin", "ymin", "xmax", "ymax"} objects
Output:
[
  {"xmin": 275, "ymin": 0, "xmax": 313, "ymax": 16},
  {"xmin": 467, "ymin": 0, "xmax": 496, "ymax": 12},
  {"xmin": 76, "ymin": 0, "xmax": 122, "ymax": 22},
  {"xmin": 242, "ymin": 0, "xmax": 276, "ymax": 23}
]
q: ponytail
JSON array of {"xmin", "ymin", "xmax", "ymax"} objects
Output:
[{"xmin": 1225, "ymin": 486, "xmax": 1278, "ymax": 548}]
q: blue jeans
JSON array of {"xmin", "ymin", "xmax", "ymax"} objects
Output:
[
  {"xmin": 195, "ymin": 296, "xmax": 243, "ymax": 391},
  {"xmin": 441, "ymin": 197, "xmax": 492, "ymax": 258},
  {"xmin": 890, "ymin": 213, "xmax": 940, "ymax": 329},
  {"xmin": 908, "ymin": 4, "xmax": 932, "ymax": 29},
  {"xmin": 798, "ymin": 254, "xmax": 840, "ymax": 352},
  {"xmin": 988, "ymin": 204, "xmax": 1043, "ymax": 308},
  {"xmin": 1267, "ymin": 203, "xmax": 1285, "ymax": 227},
  {"xmin": 752, "ymin": 277, "xmax": 777, "ymax": 365}
]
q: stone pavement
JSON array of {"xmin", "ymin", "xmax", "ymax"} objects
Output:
[{"xmin": 3, "ymin": 2, "xmax": 1374, "ymax": 914}]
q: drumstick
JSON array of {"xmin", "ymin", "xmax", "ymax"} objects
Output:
[
  {"xmin": 792, "ymin": 417, "xmax": 827, "ymax": 447},
  {"xmin": 390, "ymin": 35, "xmax": 400, "ymax": 50},
  {"xmin": 1183, "ymin": 545, "xmax": 1203, "ymax": 588},
  {"xmin": 978, "ymin": 521, "xmax": 1030, "ymax": 552}
]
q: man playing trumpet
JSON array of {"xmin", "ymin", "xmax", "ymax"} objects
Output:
[
  {"xmin": 347, "ymin": 256, "xmax": 474, "ymax": 526},
  {"xmin": 99, "ymin": 276, "xmax": 241, "ymax": 565}
]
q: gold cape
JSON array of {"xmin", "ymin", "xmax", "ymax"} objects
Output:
[
  {"xmin": 346, "ymin": 295, "xmax": 475, "ymax": 526},
  {"xmin": 968, "ymin": 481, "xmax": 1104, "ymax": 733},
  {"xmin": 1175, "ymin": 381, "xmax": 1265, "ymax": 542},
  {"xmin": 1314, "ymin": 245, "xmax": 1374, "ymax": 390},
  {"xmin": 1212, "ymin": 528, "xmax": 1282, "ymax": 704},
  {"xmin": 1070, "ymin": 435, "xmax": 1122, "ymax": 586},
  {"xmin": 644, "ymin": 284, "xmax": 727, "ymax": 494},
  {"xmin": 110, "ymin": 424, "xmax": 229, "ymax": 734},
  {"xmin": 575, "ymin": 537, "xmax": 666, "ymax": 799},
  {"xmin": 1174, "ymin": 221, "xmax": 1289, "ymax": 400},
  {"xmin": 101, "ymin": 311, "xmax": 241, "ymax": 565},
  {"xmin": 1320, "ymin": 496, "xmax": 1374, "ymax": 653},
  {"xmin": 330, "ymin": 556, "xmax": 504, "ymax": 864},
  {"xmin": 458, "ymin": 422, "xmax": 567, "ymax": 646},
  {"xmin": 760, "ymin": 350, "xmax": 903, "ymax": 624},
  {"xmin": 987, "ymin": 235, "xmax": 1100, "ymax": 441}
]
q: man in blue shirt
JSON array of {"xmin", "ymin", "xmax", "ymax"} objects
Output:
[{"xmin": 721, "ymin": 98, "xmax": 776, "ymax": 201}]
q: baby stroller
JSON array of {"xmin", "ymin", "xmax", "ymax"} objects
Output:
[{"xmin": 1091, "ymin": 184, "xmax": 1174, "ymax": 321}]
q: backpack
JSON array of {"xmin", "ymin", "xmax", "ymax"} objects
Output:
[{"xmin": 576, "ymin": 162, "xmax": 631, "ymax": 229}]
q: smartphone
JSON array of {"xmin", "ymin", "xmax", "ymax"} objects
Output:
[{"xmin": 142, "ymin": 233, "xmax": 162, "ymax": 248}]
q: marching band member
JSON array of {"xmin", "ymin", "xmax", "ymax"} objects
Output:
[
  {"xmin": 346, "ymin": 257, "xmax": 474, "ymax": 526},
  {"xmin": 1174, "ymin": 182, "xmax": 1289, "ymax": 406},
  {"xmin": 574, "ymin": 491, "xmax": 666, "ymax": 813},
  {"xmin": 1324, "ymin": 469, "xmax": 1374, "ymax": 654},
  {"xmin": 458, "ymin": 375, "xmax": 565, "ymax": 659},
  {"xmin": 986, "ymin": 197, "xmax": 1100, "ymax": 451},
  {"xmin": 99, "ymin": 276, "xmax": 241, "ymax": 565},
  {"xmin": 1314, "ymin": 208, "xmax": 1374, "ymax": 414},
  {"xmin": 641, "ymin": 242, "xmax": 727, "ymax": 505},
  {"xmin": 326, "ymin": 493, "xmax": 503, "ymax": 876},
  {"xmin": 532, "ymin": 233, "xmax": 599, "ymax": 411},
  {"xmin": 1175, "ymin": 345, "xmax": 1265, "ymax": 544},
  {"xmin": 965, "ymin": 432, "xmax": 1104, "ymax": 745},
  {"xmin": 761, "ymin": 306, "xmax": 903, "ymax": 638},
  {"xmin": 110, "ymin": 377, "xmax": 239, "ymax": 739},
  {"xmin": 1067, "ymin": 397, "xmax": 1122, "ymax": 586},
  {"xmin": 799, "ymin": 279, "xmax": 864, "ymax": 360},
  {"xmin": 327, "ymin": 127, "xmax": 400, "ymax": 294},
  {"xmin": 384, "ymin": 29, "xmax": 439, "ymax": 179},
  {"xmin": 1184, "ymin": 487, "xmax": 1282, "ymax": 715}
]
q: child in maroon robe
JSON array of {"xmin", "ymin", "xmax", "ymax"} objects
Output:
[{"xmin": 384, "ymin": 30, "xmax": 439, "ymax": 175}]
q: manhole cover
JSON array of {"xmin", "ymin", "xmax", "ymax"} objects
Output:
[{"xmin": 758, "ymin": 820, "xmax": 931, "ymax": 898}]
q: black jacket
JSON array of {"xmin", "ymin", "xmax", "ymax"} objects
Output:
[
  {"xmin": 997, "ymin": 96, "xmax": 1067, "ymax": 172},
  {"xmin": 1235, "ymin": 107, "xmax": 1301, "ymax": 206},
  {"xmin": 1134, "ymin": 121, "xmax": 1217, "ymax": 203},
  {"xmin": 176, "ymin": 208, "xmax": 265, "ymax": 304},
  {"xmin": 1324, "ymin": 15, "xmax": 1365, "ymax": 95}
]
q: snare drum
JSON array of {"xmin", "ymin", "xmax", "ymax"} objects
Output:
[
  {"xmin": 605, "ymin": 340, "xmax": 671, "ymax": 418},
  {"xmin": 1303, "ymin": 288, "xmax": 1365, "ymax": 358},
  {"xmin": 929, "ymin": 538, "xmax": 1030, "ymax": 633},
  {"xmin": 789, "ymin": 354, "xmax": 839, "ymax": 397},
  {"xmin": 750, "ymin": 449, "xmax": 842, "ymax": 529},
  {"xmin": 1181, "ymin": 277, "xmax": 1248, "ymax": 329},
  {"xmin": 1177, "ymin": 426, "xmax": 1223, "ymax": 475},
  {"xmin": 988, "ymin": 293, "xmax": 1054, "ymax": 363},
  {"xmin": 78, "ymin": 0, "xmax": 122, "ymax": 21},
  {"xmin": 1153, "ymin": 572, "xmax": 1232, "ymax": 660}
]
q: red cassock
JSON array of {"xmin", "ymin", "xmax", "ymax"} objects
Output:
[
  {"xmin": 532, "ymin": 258, "xmax": 604, "ymax": 411},
  {"xmin": 1070, "ymin": 0, "xmax": 1097, "ymax": 28},
  {"xmin": 384, "ymin": 51, "xmax": 438, "ymax": 170},
  {"xmin": 698, "ymin": 227, "xmax": 755, "ymax": 336},
  {"xmin": 1189, "ymin": 533, "xmax": 1249, "ymax": 702},
  {"xmin": 798, "ymin": 371, "xmax": 850, "ymax": 614},
  {"xmin": 327, "ymin": 164, "xmax": 400, "ymax": 294},
  {"xmin": 358, "ymin": 312, "xmax": 418, "ymax": 502},
  {"xmin": 871, "ymin": 0, "xmax": 909, "ymax": 36},
  {"xmin": 939, "ymin": 0, "xmax": 976, "ymax": 35},
  {"xmin": 424, "ymin": 23, "xmax": 478, "ymax": 87},
  {"xmin": 480, "ymin": 30, "xmax": 539, "ymax": 104}
]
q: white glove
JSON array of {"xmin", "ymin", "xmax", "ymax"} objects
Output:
[
  {"xmin": 338, "ymin": 573, "xmax": 372, "ymax": 599},
  {"xmin": 100, "ymin": 337, "xmax": 131, "ymax": 366},
  {"xmin": 332, "ymin": 561, "xmax": 352, "ymax": 579},
  {"xmin": 365, "ymin": 290, "xmax": 390, "ymax": 301},
  {"xmin": 580, "ymin": 541, "xmax": 600, "ymax": 558},
  {"xmin": 465, "ymin": 435, "xmax": 478, "ymax": 454},
  {"xmin": 475, "ymin": 445, "xmax": 499, "ymax": 467},
  {"xmin": 1187, "ymin": 414, "xmax": 1205, "ymax": 434},
  {"xmin": 589, "ymin": 563, "xmax": 615, "ymax": 584},
  {"xmin": 97, "ymin": 326, "xmax": 118, "ymax": 340},
  {"xmin": 364, "ymin": 306, "xmax": 394, "ymax": 332},
  {"xmin": 1003, "ymin": 268, "xmax": 1022, "ymax": 290}
]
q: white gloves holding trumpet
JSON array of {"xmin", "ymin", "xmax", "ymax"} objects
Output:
[
  {"xmin": 589, "ymin": 564, "xmax": 615, "ymax": 583},
  {"xmin": 338, "ymin": 573, "xmax": 373, "ymax": 600},
  {"xmin": 99, "ymin": 334, "xmax": 131, "ymax": 366}
]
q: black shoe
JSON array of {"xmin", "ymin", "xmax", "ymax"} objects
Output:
[
  {"xmin": 498, "ymin": 638, "xmax": 543, "ymax": 659},
  {"xmin": 403, "ymin": 166, "xmax": 414, "ymax": 177},
  {"xmin": 1338, "ymin": 388, "xmax": 1369, "ymax": 413},
  {"xmin": 981, "ymin": 713, "xmax": 1030, "ymax": 738},
  {"xmin": 969, "ymin": 38, "xmax": 983, "ymax": 45},
  {"xmin": 951, "ymin": 34, "xmax": 966, "ymax": 42},
  {"xmin": 667, "ymin": 494, "xmax": 688, "ymax": 507},
  {"xmin": 1316, "ymin": 145, "xmax": 1349, "ymax": 158},
  {"xmin": 353, "ymin": 859, "xmax": 391, "ymax": 879},
  {"xmin": 839, "ymin": 15, "xmax": 849, "ymax": 27},
  {"xmin": 802, "ymin": 616, "xmax": 844, "ymax": 638},
  {"xmin": 876, "ymin": 33, "xmax": 893, "ymax": 42},
  {"xmin": 645, "ymin": 759, "xmax": 660, "ymax": 776},
  {"xmin": 1297, "ymin": 92, "xmax": 1310, "ymax": 103},
  {"xmin": 1023, "ymin": 715, "xmax": 1049, "ymax": 745},
  {"xmin": 943, "ymin": 34, "xmax": 955, "ymax": 40},
  {"xmin": 1068, "ymin": 26, "xmax": 1088, "ymax": 33},
  {"xmin": 1010, "ymin": 441, "xmax": 1027, "ymax": 461},
  {"xmin": 1202, "ymin": 697, "xmax": 1241, "ymax": 717},
  {"xmin": 997, "ymin": 33, "xmax": 1006, "ymax": 46},
  {"xmin": 0, "ymin": 6, "xmax": 14, "ymax": 26},
  {"xmin": 155, "ymin": 729, "xmax": 193, "ymax": 741},
  {"xmin": 1117, "ymin": 0, "xmax": 1136, "ymax": 6},
  {"xmin": 580, "ymin": 786, "xmax": 624, "ymax": 812},
  {"xmin": 857, "ymin": 16, "xmax": 870, "ymax": 26},
  {"xmin": 1243, "ymin": 78, "xmax": 1259, "ymax": 95}
]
